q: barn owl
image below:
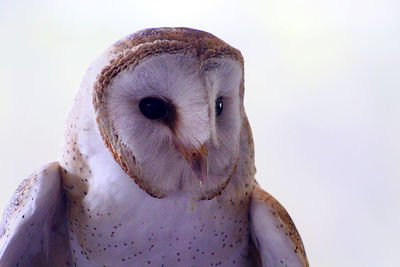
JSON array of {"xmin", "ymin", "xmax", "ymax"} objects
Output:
[{"xmin": 0, "ymin": 27, "xmax": 308, "ymax": 267}]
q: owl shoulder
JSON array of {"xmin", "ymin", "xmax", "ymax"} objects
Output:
[
  {"xmin": 249, "ymin": 184, "xmax": 308, "ymax": 267},
  {"xmin": 0, "ymin": 162, "xmax": 71, "ymax": 266}
]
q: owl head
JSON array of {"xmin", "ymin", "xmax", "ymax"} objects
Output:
[{"xmin": 83, "ymin": 28, "xmax": 248, "ymax": 200}]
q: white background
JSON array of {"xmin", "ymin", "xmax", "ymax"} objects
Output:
[{"xmin": 0, "ymin": 0, "xmax": 399, "ymax": 266}]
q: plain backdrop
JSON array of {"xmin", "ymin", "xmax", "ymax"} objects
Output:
[{"xmin": 0, "ymin": 0, "xmax": 399, "ymax": 266}]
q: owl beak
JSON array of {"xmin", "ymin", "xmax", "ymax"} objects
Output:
[{"xmin": 178, "ymin": 145, "xmax": 208, "ymax": 183}]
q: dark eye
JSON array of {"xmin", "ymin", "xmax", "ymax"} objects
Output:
[
  {"xmin": 215, "ymin": 97, "xmax": 223, "ymax": 117},
  {"xmin": 139, "ymin": 97, "xmax": 169, "ymax": 120}
]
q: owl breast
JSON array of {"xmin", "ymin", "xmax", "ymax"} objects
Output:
[{"xmin": 66, "ymin": 185, "xmax": 253, "ymax": 267}]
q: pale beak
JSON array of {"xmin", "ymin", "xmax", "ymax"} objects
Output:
[{"xmin": 177, "ymin": 144, "xmax": 208, "ymax": 183}]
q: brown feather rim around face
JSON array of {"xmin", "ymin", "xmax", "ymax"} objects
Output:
[{"xmin": 93, "ymin": 28, "xmax": 244, "ymax": 199}]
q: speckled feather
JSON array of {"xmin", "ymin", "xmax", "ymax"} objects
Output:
[{"xmin": 0, "ymin": 27, "xmax": 308, "ymax": 267}]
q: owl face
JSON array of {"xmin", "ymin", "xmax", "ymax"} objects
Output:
[{"xmin": 93, "ymin": 28, "xmax": 244, "ymax": 199}]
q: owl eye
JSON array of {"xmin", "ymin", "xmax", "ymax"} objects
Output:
[
  {"xmin": 139, "ymin": 97, "xmax": 169, "ymax": 120},
  {"xmin": 215, "ymin": 97, "xmax": 223, "ymax": 117}
]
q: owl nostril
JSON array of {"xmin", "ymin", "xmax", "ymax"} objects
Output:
[{"xmin": 139, "ymin": 97, "xmax": 169, "ymax": 120}]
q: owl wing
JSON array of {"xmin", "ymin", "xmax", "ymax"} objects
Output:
[
  {"xmin": 0, "ymin": 162, "xmax": 71, "ymax": 266},
  {"xmin": 249, "ymin": 184, "xmax": 309, "ymax": 267}
]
